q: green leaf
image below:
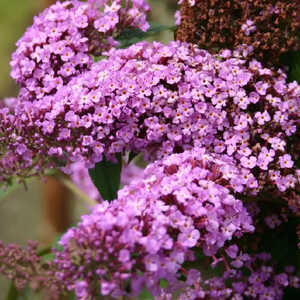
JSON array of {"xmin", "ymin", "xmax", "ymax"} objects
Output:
[
  {"xmin": 116, "ymin": 23, "xmax": 175, "ymax": 48},
  {"xmin": 160, "ymin": 279, "xmax": 168, "ymax": 288},
  {"xmin": 92, "ymin": 55, "xmax": 106, "ymax": 62},
  {"xmin": 280, "ymin": 51, "xmax": 300, "ymax": 83},
  {"xmin": 296, "ymin": 157, "xmax": 300, "ymax": 169},
  {"xmin": 128, "ymin": 151, "xmax": 138, "ymax": 164},
  {"xmin": 88, "ymin": 154, "xmax": 122, "ymax": 201},
  {"xmin": 289, "ymin": 56, "xmax": 300, "ymax": 83},
  {"xmin": 139, "ymin": 289, "xmax": 154, "ymax": 300},
  {"xmin": 37, "ymin": 246, "xmax": 52, "ymax": 257},
  {"xmin": 38, "ymin": 245, "xmax": 55, "ymax": 262}
]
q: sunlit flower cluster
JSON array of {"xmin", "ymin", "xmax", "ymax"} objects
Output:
[
  {"xmin": 2, "ymin": 41, "xmax": 299, "ymax": 208},
  {"xmin": 54, "ymin": 149, "xmax": 253, "ymax": 297},
  {"xmin": 10, "ymin": 0, "xmax": 150, "ymax": 102}
]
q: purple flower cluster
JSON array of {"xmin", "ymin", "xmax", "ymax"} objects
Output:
[
  {"xmin": 54, "ymin": 149, "xmax": 253, "ymax": 297},
  {"xmin": 3, "ymin": 41, "xmax": 299, "ymax": 208},
  {"xmin": 157, "ymin": 248, "xmax": 300, "ymax": 300},
  {"xmin": 0, "ymin": 0, "xmax": 299, "ymax": 298},
  {"xmin": 10, "ymin": 0, "xmax": 150, "ymax": 102},
  {"xmin": 70, "ymin": 161, "xmax": 143, "ymax": 202}
]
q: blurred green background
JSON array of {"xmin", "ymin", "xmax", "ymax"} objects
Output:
[
  {"xmin": 0, "ymin": 0, "xmax": 40, "ymax": 98},
  {"xmin": 0, "ymin": 0, "xmax": 175, "ymax": 299}
]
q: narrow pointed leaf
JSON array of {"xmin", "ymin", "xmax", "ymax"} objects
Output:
[
  {"xmin": 128, "ymin": 151, "xmax": 138, "ymax": 164},
  {"xmin": 88, "ymin": 154, "xmax": 122, "ymax": 201}
]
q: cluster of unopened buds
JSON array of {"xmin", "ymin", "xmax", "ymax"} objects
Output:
[{"xmin": 0, "ymin": 0, "xmax": 299, "ymax": 299}]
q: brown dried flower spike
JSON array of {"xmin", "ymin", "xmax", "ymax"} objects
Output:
[{"xmin": 176, "ymin": 0, "xmax": 300, "ymax": 67}]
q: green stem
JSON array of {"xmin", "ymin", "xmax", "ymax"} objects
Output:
[{"xmin": 6, "ymin": 282, "xmax": 19, "ymax": 300}]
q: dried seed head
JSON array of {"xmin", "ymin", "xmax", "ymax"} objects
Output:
[{"xmin": 176, "ymin": 0, "xmax": 300, "ymax": 67}]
